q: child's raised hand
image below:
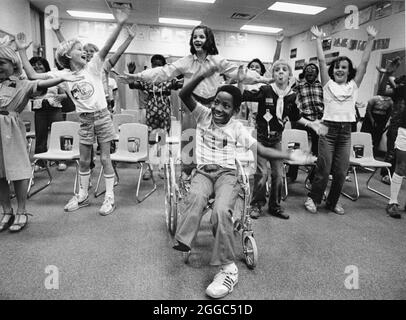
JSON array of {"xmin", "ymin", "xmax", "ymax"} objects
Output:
[
  {"xmin": 237, "ymin": 65, "xmax": 247, "ymax": 82},
  {"xmin": 114, "ymin": 8, "xmax": 130, "ymax": 24},
  {"xmin": 14, "ymin": 32, "xmax": 32, "ymax": 50},
  {"xmin": 126, "ymin": 24, "xmax": 137, "ymax": 39},
  {"xmin": 366, "ymin": 26, "xmax": 378, "ymax": 38},
  {"xmin": 276, "ymin": 33, "xmax": 284, "ymax": 43},
  {"xmin": 127, "ymin": 62, "xmax": 136, "ymax": 73},
  {"xmin": 310, "ymin": 26, "xmax": 323, "ymax": 38}
]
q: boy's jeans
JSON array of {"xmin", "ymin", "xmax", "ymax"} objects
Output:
[
  {"xmin": 309, "ymin": 121, "xmax": 351, "ymax": 207},
  {"xmin": 175, "ymin": 166, "xmax": 240, "ymax": 266},
  {"xmin": 250, "ymin": 141, "xmax": 283, "ymax": 211}
]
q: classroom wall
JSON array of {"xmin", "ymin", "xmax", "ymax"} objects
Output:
[
  {"xmin": 45, "ymin": 19, "xmax": 288, "ymax": 65},
  {"xmin": 287, "ymin": 11, "xmax": 405, "ymax": 106},
  {"xmin": 0, "ymin": 0, "xmax": 32, "ymax": 44}
]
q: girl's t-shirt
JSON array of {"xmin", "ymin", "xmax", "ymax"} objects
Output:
[
  {"xmin": 322, "ymin": 79, "xmax": 358, "ymax": 122},
  {"xmin": 47, "ymin": 53, "xmax": 107, "ymax": 113}
]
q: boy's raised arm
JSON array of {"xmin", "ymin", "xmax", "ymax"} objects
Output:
[{"xmin": 98, "ymin": 8, "xmax": 130, "ymax": 61}]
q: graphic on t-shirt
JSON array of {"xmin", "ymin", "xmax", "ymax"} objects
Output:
[{"xmin": 71, "ymin": 82, "xmax": 94, "ymax": 100}]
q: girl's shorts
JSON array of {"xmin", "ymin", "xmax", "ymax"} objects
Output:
[{"xmin": 78, "ymin": 108, "xmax": 116, "ymax": 145}]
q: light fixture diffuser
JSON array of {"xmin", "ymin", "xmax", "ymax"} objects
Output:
[
  {"xmin": 268, "ymin": 2, "xmax": 326, "ymax": 15},
  {"xmin": 241, "ymin": 25, "xmax": 283, "ymax": 34},
  {"xmin": 159, "ymin": 17, "xmax": 201, "ymax": 26},
  {"xmin": 184, "ymin": 0, "xmax": 216, "ymax": 3},
  {"xmin": 67, "ymin": 10, "xmax": 115, "ymax": 19}
]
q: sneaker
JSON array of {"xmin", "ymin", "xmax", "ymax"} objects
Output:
[
  {"xmin": 386, "ymin": 203, "xmax": 401, "ymax": 219},
  {"xmin": 173, "ymin": 241, "xmax": 191, "ymax": 252},
  {"xmin": 206, "ymin": 267, "xmax": 238, "ymax": 299},
  {"xmin": 64, "ymin": 194, "xmax": 89, "ymax": 212},
  {"xmin": 269, "ymin": 207, "xmax": 289, "ymax": 219},
  {"xmin": 99, "ymin": 196, "xmax": 115, "ymax": 216},
  {"xmin": 249, "ymin": 206, "xmax": 262, "ymax": 219},
  {"xmin": 57, "ymin": 162, "xmax": 67, "ymax": 171},
  {"xmin": 326, "ymin": 202, "xmax": 345, "ymax": 215},
  {"xmin": 304, "ymin": 197, "xmax": 317, "ymax": 213},
  {"xmin": 381, "ymin": 175, "xmax": 391, "ymax": 185}
]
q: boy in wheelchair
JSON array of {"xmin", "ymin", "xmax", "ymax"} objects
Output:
[{"xmin": 173, "ymin": 63, "xmax": 309, "ymax": 299}]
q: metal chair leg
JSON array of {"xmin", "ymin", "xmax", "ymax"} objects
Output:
[
  {"xmin": 282, "ymin": 164, "xmax": 288, "ymax": 201},
  {"xmin": 135, "ymin": 163, "xmax": 157, "ymax": 203},
  {"xmin": 366, "ymin": 167, "xmax": 391, "ymax": 200},
  {"xmin": 94, "ymin": 163, "xmax": 119, "ymax": 198},
  {"xmin": 341, "ymin": 166, "xmax": 360, "ymax": 201},
  {"xmin": 27, "ymin": 160, "xmax": 52, "ymax": 198}
]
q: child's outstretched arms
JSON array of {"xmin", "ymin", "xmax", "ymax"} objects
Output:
[
  {"xmin": 353, "ymin": 26, "xmax": 378, "ymax": 87},
  {"xmin": 310, "ymin": 26, "xmax": 329, "ymax": 86},
  {"xmin": 178, "ymin": 62, "xmax": 218, "ymax": 112},
  {"xmin": 98, "ymin": 8, "xmax": 130, "ymax": 61},
  {"xmin": 37, "ymin": 73, "xmax": 84, "ymax": 90},
  {"xmin": 105, "ymin": 24, "xmax": 136, "ymax": 69}
]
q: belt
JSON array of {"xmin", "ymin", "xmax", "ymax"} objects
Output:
[{"xmin": 200, "ymin": 164, "xmax": 222, "ymax": 172}]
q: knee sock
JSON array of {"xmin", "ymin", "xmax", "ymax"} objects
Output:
[
  {"xmin": 78, "ymin": 170, "xmax": 91, "ymax": 199},
  {"xmin": 222, "ymin": 262, "xmax": 238, "ymax": 273},
  {"xmin": 104, "ymin": 173, "xmax": 115, "ymax": 200},
  {"xmin": 389, "ymin": 173, "xmax": 404, "ymax": 204}
]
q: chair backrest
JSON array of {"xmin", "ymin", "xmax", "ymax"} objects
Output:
[
  {"xmin": 47, "ymin": 121, "xmax": 80, "ymax": 153},
  {"xmin": 350, "ymin": 132, "xmax": 374, "ymax": 159},
  {"xmin": 281, "ymin": 129, "xmax": 310, "ymax": 153},
  {"xmin": 113, "ymin": 114, "xmax": 136, "ymax": 133},
  {"xmin": 116, "ymin": 123, "xmax": 149, "ymax": 159},
  {"xmin": 65, "ymin": 112, "xmax": 80, "ymax": 122},
  {"xmin": 121, "ymin": 109, "xmax": 143, "ymax": 122},
  {"xmin": 20, "ymin": 111, "xmax": 35, "ymax": 133}
]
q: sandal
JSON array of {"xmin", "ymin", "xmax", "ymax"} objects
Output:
[
  {"xmin": 9, "ymin": 212, "xmax": 32, "ymax": 233},
  {"xmin": 0, "ymin": 209, "xmax": 14, "ymax": 232}
]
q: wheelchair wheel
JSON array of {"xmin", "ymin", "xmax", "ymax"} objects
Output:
[
  {"xmin": 164, "ymin": 163, "xmax": 178, "ymax": 236},
  {"xmin": 243, "ymin": 235, "xmax": 258, "ymax": 269}
]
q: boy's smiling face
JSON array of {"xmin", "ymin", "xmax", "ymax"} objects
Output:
[
  {"xmin": 211, "ymin": 91, "xmax": 235, "ymax": 125},
  {"xmin": 68, "ymin": 43, "xmax": 87, "ymax": 67}
]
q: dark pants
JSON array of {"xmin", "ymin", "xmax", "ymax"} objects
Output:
[
  {"xmin": 309, "ymin": 121, "xmax": 351, "ymax": 207},
  {"xmin": 361, "ymin": 115, "xmax": 388, "ymax": 156},
  {"xmin": 250, "ymin": 141, "xmax": 283, "ymax": 211},
  {"xmin": 287, "ymin": 121, "xmax": 319, "ymax": 182},
  {"xmin": 34, "ymin": 104, "xmax": 64, "ymax": 167},
  {"xmin": 381, "ymin": 125, "xmax": 399, "ymax": 177}
]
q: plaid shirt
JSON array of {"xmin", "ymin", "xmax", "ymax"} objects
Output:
[{"xmin": 294, "ymin": 80, "xmax": 324, "ymax": 121}]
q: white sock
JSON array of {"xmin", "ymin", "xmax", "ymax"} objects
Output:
[
  {"xmin": 389, "ymin": 173, "xmax": 404, "ymax": 204},
  {"xmin": 104, "ymin": 173, "xmax": 115, "ymax": 200},
  {"xmin": 222, "ymin": 262, "xmax": 238, "ymax": 273},
  {"xmin": 78, "ymin": 170, "xmax": 90, "ymax": 199}
]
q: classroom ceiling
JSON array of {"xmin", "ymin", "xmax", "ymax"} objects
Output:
[{"xmin": 29, "ymin": 0, "xmax": 381, "ymax": 37}]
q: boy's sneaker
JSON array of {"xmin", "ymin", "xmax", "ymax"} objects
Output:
[
  {"xmin": 249, "ymin": 206, "xmax": 261, "ymax": 219},
  {"xmin": 206, "ymin": 267, "xmax": 238, "ymax": 299},
  {"xmin": 34, "ymin": 165, "xmax": 46, "ymax": 172},
  {"xmin": 304, "ymin": 197, "xmax": 317, "ymax": 213},
  {"xmin": 386, "ymin": 203, "xmax": 401, "ymax": 219},
  {"xmin": 64, "ymin": 194, "xmax": 89, "ymax": 212},
  {"xmin": 269, "ymin": 207, "xmax": 289, "ymax": 219},
  {"xmin": 99, "ymin": 196, "xmax": 115, "ymax": 216}
]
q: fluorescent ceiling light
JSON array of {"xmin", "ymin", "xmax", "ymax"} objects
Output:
[
  {"xmin": 268, "ymin": 2, "xmax": 326, "ymax": 15},
  {"xmin": 241, "ymin": 25, "xmax": 283, "ymax": 34},
  {"xmin": 184, "ymin": 0, "xmax": 216, "ymax": 3},
  {"xmin": 67, "ymin": 10, "xmax": 114, "ymax": 19},
  {"xmin": 159, "ymin": 17, "xmax": 201, "ymax": 26}
]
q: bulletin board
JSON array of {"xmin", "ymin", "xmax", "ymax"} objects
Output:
[{"xmin": 379, "ymin": 49, "xmax": 406, "ymax": 79}]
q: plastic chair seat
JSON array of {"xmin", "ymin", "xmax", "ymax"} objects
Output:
[
  {"xmin": 349, "ymin": 157, "xmax": 391, "ymax": 168},
  {"xmin": 34, "ymin": 150, "xmax": 80, "ymax": 161},
  {"xmin": 110, "ymin": 152, "xmax": 148, "ymax": 163}
]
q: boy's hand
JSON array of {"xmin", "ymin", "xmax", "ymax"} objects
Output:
[
  {"xmin": 122, "ymin": 72, "xmax": 141, "ymax": 80},
  {"xmin": 126, "ymin": 24, "xmax": 137, "ymax": 39},
  {"xmin": 114, "ymin": 8, "xmax": 130, "ymax": 24},
  {"xmin": 310, "ymin": 26, "xmax": 323, "ymax": 39},
  {"xmin": 117, "ymin": 75, "xmax": 135, "ymax": 84},
  {"xmin": 314, "ymin": 122, "xmax": 328, "ymax": 136},
  {"xmin": 276, "ymin": 33, "xmax": 284, "ymax": 43},
  {"xmin": 289, "ymin": 149, "xmax": 316, "ymax": 164},
  {"xmin": 200, "ymin": 61, "xmax": 218, "ymax": 78},
  {"xmin": 14, "ymin": 32, "xmax": 32, "ymax": 51},
  {"xmin": 127, "ymin": 62, "xmax": 136, "ymax": 73},
  {"xmin": 366, "ymin": 25, "xmax": 378, "ymax": 38}
]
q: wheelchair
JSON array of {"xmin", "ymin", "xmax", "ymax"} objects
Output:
[{"xmin": 163, "ymin": 141, "xmax": 258, "ymax": 269}]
